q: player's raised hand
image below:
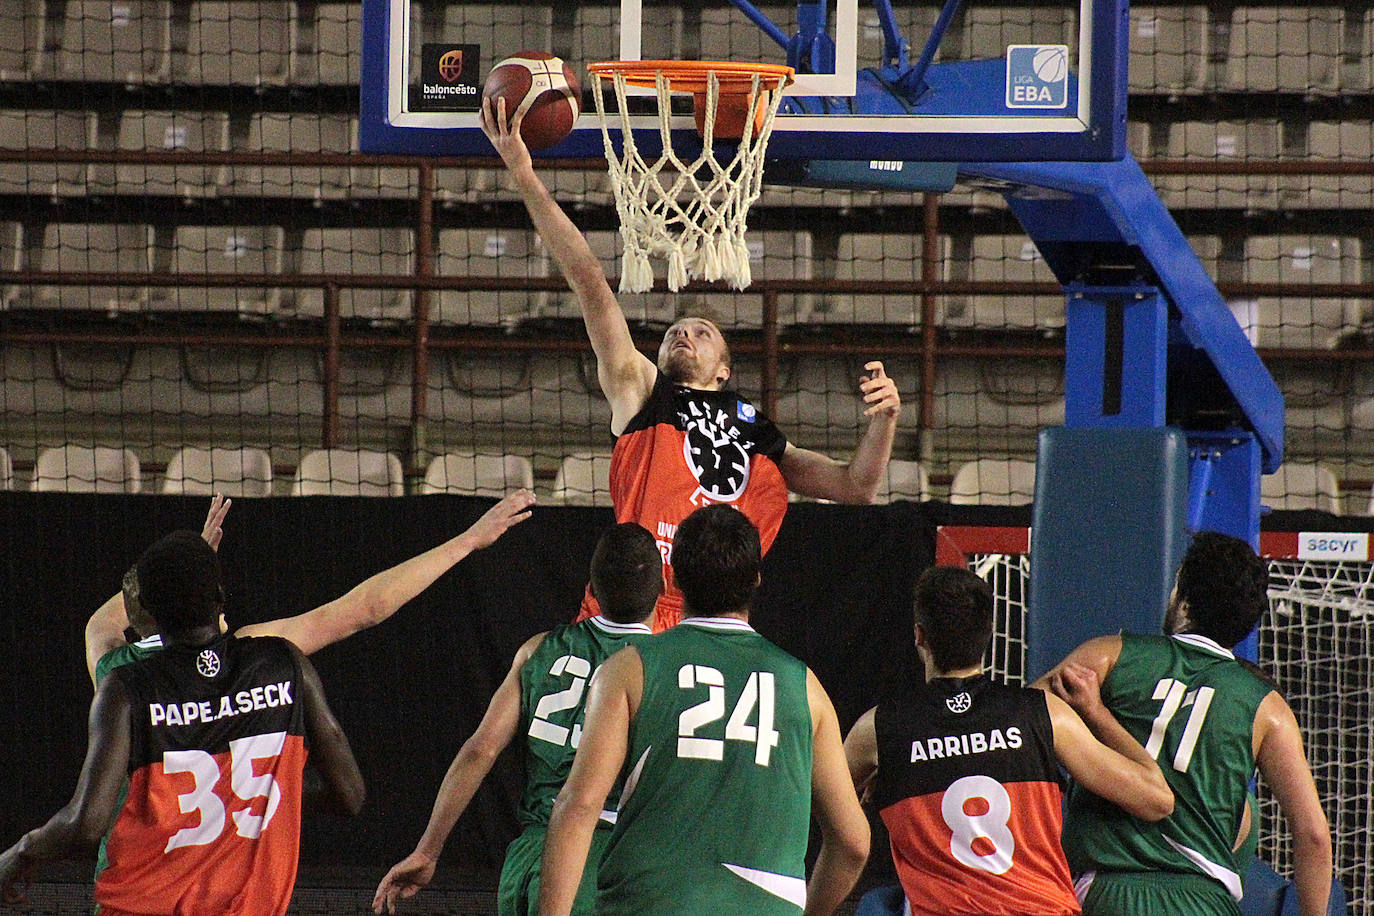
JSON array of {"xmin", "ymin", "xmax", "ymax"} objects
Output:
[
  {"xmin": 1046, "ymin": 662, "xmax": 1105, "ymax": 719},
  {"xmin": 859, "ymin": 361, "xmax": 901, "ymax": 419},
  {"xmin": 481, "ymin": 95, "xmax": 532, "ymax": 174},
  {"xmin": 372, "ymin": 851, "xmax": 436, "ymax": 914},
  {"xmin": 463, "ymin": 489, "xmax": 536, "ymax": 551},
  {"xmin": 200, "ymin": 493, "xmax": 232, "ymax": 551}
]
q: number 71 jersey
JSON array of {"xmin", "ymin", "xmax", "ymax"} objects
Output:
[
  {"xmin": 872, "ymin": 673, "xmax": 1080, "ymax": 916},
  {"xmin": 96, "ymin": 635, "xmax": 308, "ymax": 916}
]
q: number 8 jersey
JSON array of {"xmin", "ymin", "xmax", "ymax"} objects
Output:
[
  {"xmin": 872, "ymin": 673, "xmax": 1080, "ymax": 916},
  {"xmin": 96, "ymin": 634, "xmax": 308, "ymax": 916}
]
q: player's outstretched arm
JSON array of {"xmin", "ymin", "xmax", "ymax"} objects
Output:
[
  {"xmin": 372, "ymin": 632, "xmax": 545, "ymax": 915},
  {"xmin": 0, "ymin": 675, "xmax": 131, "ymax": 904},
  {"xmin": 779, "ymin": 362, "xmax": 900, "ymax": 504},
  {"xmin": 84, "ymin": 495, "xmax": 233, "ymax": 685},
  {"xmin": 238, "ymin": 491, "xmax": 535, "ymax": 655},
  {"xmin": 480, "ymin": 97, "xmax": 655, "ymax": 430},
  {"xmin": 805, "ymin": 671, "xmax": 870, "ymax": 916},
  {"xmin": 538, "ymin": 647, "xmax": 639, "ymax": 916},
  {"xmin": 1254, "ymin": 692, "xmax": 1331, "ymax": 916},
  {"xmin": 842, "ymin": 706, "xmax": 879, "ymax": 802},
  {"xmin": 293, "ymin": 642, "xmax": 364, "ymax": 816}
]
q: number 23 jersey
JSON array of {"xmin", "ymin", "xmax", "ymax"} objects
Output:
[
  {"xmin": 96, "ymin": 634, "xmax": 308, "ymax": 916},
  {"xmin": 872, "ymin": 674, "xmax": 1080, "ymax": 916}
]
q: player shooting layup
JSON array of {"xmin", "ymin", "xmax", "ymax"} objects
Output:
[{"xmin": 483, "ymin": 98, "xmax": 903, "ymax": 631}]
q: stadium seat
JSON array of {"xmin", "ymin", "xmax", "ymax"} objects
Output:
[
  {"xmin": 879, "ymin": 459, "xmax": 931, "ymax": 503},
  {"xmin": 185, "ymin": 1, "xmax": 295, "ymax": 85},
  {"xmin": 35, "ymin": 223, "xmax": 152, "ymax": 313},
  {"xmin": 1160, "ymin": 120, "xmax": 1280, "ymax": 211},
  {"xmin": 0, "ymin": 446, "xmax": 11, "ymax": 490},
  {"xmin": 550, "ymin": 451, "xmax": 614, "ymax": 506},
  {"xmin": 436, "ymin": 229, "xmax": 550, "ymax": 327},
  {"xmin": 421, "ymin": 452, "xmax": 535, "ymax": 496},
  {"xmin": 58, "ymin": 1, "xmax": 171, "ymax": 83},
  {"xmin": 571, "ymin": 5, "xmax": 682, "ymax": 72},
  {"xmin": 0, "ymin": 110, "xmax": 95, "ymax": 197},
  {"xmin": 222, "ymin": 113, "xmax": 352, "ymax": 200},
  {"xmin": 805, "ymin": 233, "xmax": 949, "ymax": 329},
  {"xmin": 1241, "ymin": 235, "xmax": 1362, "ymax": 349},
  {"xmin": 1261, "ymin": 462, "xmax": 1342, "ymax": 514},
  {"xmin": 1226, "ymin": 6, "xmax": 1342, "ymax": 94},
  {"xmin": 107, "ymin": 110, "xmax": 229, "ymax": 198},
  {"xmin": 152, "ymin": 225, "xmax": 285, "ymax": 315},
  {"xmin": 162, "ymin": 446, "xmax": 274, "ymax": 497},
  {"xmin": 699, "ymin": 5, "xmax": 794, "ymax": 63},
  {"xmin": 1288, "ymin": 122, "xmax": 1374, "ymax": 210},
  {"xmin": 434, "ymin": 166, "xmax": 507, "ymax": 205},
  {"xmin": 350, "ymin": 118, "xmax": 414, "ymax": 199},
  {"xmin": 0, "ymin": 0, "xmax": 44, "ymax": 80},
  {"xmin": 949, "ymin": 458, "xmax": 1037, "ymax": 505},
  {"xmin": 295, "ymin": 228, "xmax": 414, "ymax": 322},
  {"xmin": 856, "ymin": 4, "xmax": 940, "ymax": 70},
  {"xmin": 291, "ymin": 448, "xmax": 404, "ymax": 496},
  {"xmin": 0, "ymin": 222, "xmax": 21, "ymax": 309},
  {"xmin": 32, "ymin": 445, "xmax": 142, "ymax": 493},
  {"xmin": 961, "ymin": 6, "xmax": 1076, "ymax": 63},
  {"xmin": 1129, "ymin": 6, "xmax": 1209, "ymax": 94},
  {"xmin": 949, "ymin": 235, "xmax": 1062, "ymax": 331},
  {"xmin": 311, "ymin": 2, "xmax": 360, "ymax": 85}
]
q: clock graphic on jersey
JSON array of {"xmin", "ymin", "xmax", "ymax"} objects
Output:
[{"xmin": 682, "ymin": 423, "xmax": 751, "ymax": 501}]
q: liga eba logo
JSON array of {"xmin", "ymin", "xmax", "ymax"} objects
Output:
[
  {"xmin": 1005, "ymin": 44, "xmax": 1069, "ymax": 109},
  {"xmin": 946, "ymin": 691, "xmax": 973, "ymax": 714},
  {"xmin": 438, "ymin": 49, "xmax": 465, "ymax": 83},
  {"xmin": 196, "ymin": 648, "xmax": 221, "ymax": 678}
]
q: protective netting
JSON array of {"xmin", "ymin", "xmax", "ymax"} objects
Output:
[
  {"xmin": 964, "ymin": 544, "xmax": 1374, "ymax": 915},
  {"xmin": 0, "ymin": 1, "xmax": 1369, "ymax": 508}
]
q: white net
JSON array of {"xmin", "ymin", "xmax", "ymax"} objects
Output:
[
  {"xmin": 589, "ymin": 67, "xmax": 786, "ymax": 293},
  {"xmin": 961, "ymin": 543, "xmax": 1372, "ymax": 915}
]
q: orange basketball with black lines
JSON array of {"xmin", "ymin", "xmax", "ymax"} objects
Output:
[{"xmin": 483, "ymin": 51, "xmax": 580, "ymax": 151}]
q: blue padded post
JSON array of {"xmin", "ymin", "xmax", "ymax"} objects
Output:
[{"xmin": 1026, "ymin": 427, "xmax": 1190, "ymax": 680}]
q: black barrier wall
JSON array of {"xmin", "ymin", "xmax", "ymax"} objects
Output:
[{"xmin": 0, "ymin": 494, "xmax": 985, "ymax": 879}]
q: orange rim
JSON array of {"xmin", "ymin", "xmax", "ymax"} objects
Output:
[{"xmin": 587, "ymin": 60, "xmax": 794, "ymax": 93}]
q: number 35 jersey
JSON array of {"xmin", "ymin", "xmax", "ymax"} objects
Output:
[
  {"xmin": 872, "ymin": 674, "xmax": 1079, "ymax": 916},
  {"xmin": 517, "ymin": 616, "xmax": 653, "ymax": 828},
  {"xmin": 96, "ymin": 634, "xmax": 308, "ymax": 916}
]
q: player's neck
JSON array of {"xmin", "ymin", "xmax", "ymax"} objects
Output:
[
  {"xmin": 924, "ymin": 663, "xmax": 983, "ymax": 682},
  {"xmin": 161, "ymin": 624, "xmax": 222, "ymax": 648},
  {"xmin": 683, "ymin": 607, "xmax": 750, "ymax": 622}
]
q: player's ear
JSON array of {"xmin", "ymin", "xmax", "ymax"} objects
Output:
[
  {"xmin": 717, "ymin": 363, "xmax": 730, "ymax": 385},
  {"xmin": 913, "ymin": 623, "xmax": 927, "ymax": 649}
]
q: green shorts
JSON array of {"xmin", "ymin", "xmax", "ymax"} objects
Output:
[
  {"xmin": 1080, "ymin": 871, "xmax": 1239, "ymax": 916},
  {"xmin": 497, "ymin": 825, "xmax": 612, "ymax": 916}
]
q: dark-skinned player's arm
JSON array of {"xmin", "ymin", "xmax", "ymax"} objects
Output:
[
  {"xmin": 480, "ymin": 96, "xmax": 656, "ymax": 434},
  {"xmin": 238, "ymin": 491, "xmax": 534, "ymax": 655},
  {"xmin": 805, "ymin": 670, "xmax": 870, "ymax": 916},
  {"xmin": 85, "ymin": 495, "xmax": 232, "ymax": 685},
  {"xmin": 372, "ymin": 632, "xmax": 546, "ymax": 914},
  {"xmin": 0, "ymin": 674, "xmax": 132, "ymax": 904},
  {"xmin": 779, "ymin": 362, "xmax": 901, "ymax": 504},
  {"xmin": 292, "ymin": 641, "xmax": 364, "ymax": 816},
  {"xmin": 537, "ymin": 646, "xmax": 640, "ymax": 916}
]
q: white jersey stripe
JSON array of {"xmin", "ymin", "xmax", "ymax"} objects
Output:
[
  {"xmin": 1171, "ymin": 633, "xmax": 1234, "ymax": 659},
  {"xmin": 1163, "ymin": 836, "xmax": 1244, "ymax": 901},
  {"xmin": 722, "ymin": 863, "xmax": 807, "ymax": 909},
  {"xmin": 588, "ymin": 616, "xmax": 652, "ymax": 635},
  {"xmin": 679, "ymin": 617, "xmax": 756, "ymax": 633}
]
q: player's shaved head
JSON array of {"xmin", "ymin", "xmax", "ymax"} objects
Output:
[
  {"xmin": 134, "ymin": 531, "xmax": 224, "ymax": 635},
  {"xmin": 590, "ymin": 523, "xmax": 664, "ymax": 624},
  {"xmin": 913, "ymin": 566, "xmax": 994, "ymax": 673},
  {"xmin": 1171, "ymin": 530, "xmax": 1269, "ymax": 647},
  {"xmin": 673, "ymin": 505, "xmax": 760, "ymax": 618}
]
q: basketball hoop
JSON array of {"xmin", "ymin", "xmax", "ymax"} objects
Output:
[{"xmin": 587, "ymin": 61, "xmax": 794, "ymax": 293}]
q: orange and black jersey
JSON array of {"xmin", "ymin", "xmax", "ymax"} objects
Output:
[
  {"xmin": 873, "ymin": 674, "xmax": 1080, "ymax": 916},
  {"xmin": 577, "ymin": 372, "xmax": 789, "ymax": 631},
  {"xmin": 96, "ymin": 634, "xmax": 308, "ymax": 916}
]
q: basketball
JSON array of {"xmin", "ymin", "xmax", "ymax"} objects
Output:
[{"xmin": 483, "ymin": 52, "xmax": 580, "ymax": 151}]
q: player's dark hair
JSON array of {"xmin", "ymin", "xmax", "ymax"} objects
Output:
[
  {"xmin": 672, "ymin": 505, "xmax": 760, "ymax": 618},
  {"xmin": 134, "ymin": 531, "xmax": 224, "ymax": 634},
  {"xmin": 590, "ymin": 523, "xmax": 663, "ymax": 625},
  {"xmin": 1175, "ymin": 530, "xmax": 1269, "ymax": 648},
  {"xmin": 913, "ymin": 566, "xmax": 994, "ymax": 673}
]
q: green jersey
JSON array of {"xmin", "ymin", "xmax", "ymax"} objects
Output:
[
  {"xmin": 597, "ymin": 617, "xmax": 813, "ymax": 916},
  {"xmin": 517, "ymin": 616, "xmax": 652, "ymax": 828},
  {"xmin": 1064, "ymin": 633, "xmax": 1274, "ymax": 905},
  {"xmin": 93, "ymin": 634, "xmax": 165, "ymax": 888}
]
